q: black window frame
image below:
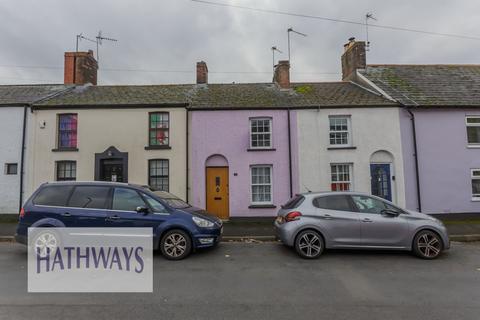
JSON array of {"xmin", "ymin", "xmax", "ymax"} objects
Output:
[
  {"xmin": 5, "ymin": 163, "xmax": 18, "ymax": 175},
  {"xmin": 148, "ymin": 159, "xmax": 169, "ymax": 192},
  {"xmin": 56, "ymin": 161, "xmax": 77, "ymax": 181}
]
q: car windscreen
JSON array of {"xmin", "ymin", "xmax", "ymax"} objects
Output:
[
  {"xmin": 281, "ymin": 195, "xmax": 305, "ymax": 209},
  {"xmin": 152, "ymin": 191, "xmax": 191, "ymax": 209}
]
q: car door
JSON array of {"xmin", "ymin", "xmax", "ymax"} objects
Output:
[
  {"xmin": 65, "ymin": 185, "xmax": 111, "ymax": 227},
  {"xmin": 350, "ymin": 195, "xmax": 411, "ymax": 248},
  {"xmin": 313, "ymin": 194, "xmax": 362, "ymax": 247},
  {"xmin": 106, "ymin": 187, "xmax": 168, "ymax": 230}
]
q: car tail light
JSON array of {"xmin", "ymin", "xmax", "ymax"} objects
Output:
[
  {"xmin": 19, "ymin": 208, "xmax": 25, "ymax": 219},
  {"xmin": 285, "ymin": 211, "xmax": 302, "ymax": 222}
]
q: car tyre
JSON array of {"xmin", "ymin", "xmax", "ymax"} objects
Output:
[
  {"xmin": 160, "ymin": 229, "xmax": 192, "ymax": 260},
  {"xmin": 294, "ymin": 230, "xmax": 324, "ymax": 259},
  {"xmin": 413, "ymin": 230, "xmax": 443, "ymax": 260}
]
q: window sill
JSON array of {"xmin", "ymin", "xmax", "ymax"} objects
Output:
[
  {"xmin": 327, "ymin": 146, "xmax": 357, "ymax": 150},
  {"xmin": 467, "ymin": 145, "xmax": 480, "ymax": 149},
  {"xmin": 247, "ymin": 148, "xmax": 276, "ymax": 152},
  {"xmin": 248, "ymin": 204, "xmax": 276, "ymax": 209},
  {"xmin": 52, "ymin": 148, "xmax": 79, "ymax": 152},
  {"xmin": 145, "ymin": 145, "xmax": 172, "ymax": 150},
  {"xmin": 471, "ymin": 198, "xmax": 480, "ymax": 202}
]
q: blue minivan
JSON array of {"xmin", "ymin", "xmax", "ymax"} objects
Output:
[{"xmin": 16, "ymin": 182, "xmax": 223, "ymax": 260}]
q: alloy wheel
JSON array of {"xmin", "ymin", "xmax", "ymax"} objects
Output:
[
  {"xmin": 297, "ymin": 231, "xmax": 323, "ymax": 258},
  {"xmin": 416, "ymin": 232, "xmax": 442, "ymax": 258},
  {"xmin": 163, "ymin": 233, "xmax": 188, "ymax": 258}
]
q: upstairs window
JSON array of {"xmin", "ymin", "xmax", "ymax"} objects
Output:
[
  {"xmin": 331, "ymin": 164, "xmax": 352, "ymax": 191},
  {"xmin": 472, "ymin": 169, "xmax": 480, "ymax": 200},
  {"xmin": 56, "ymin": 161, "xmax": 76, "ymax": 181},
  {"xmin": 149, "ymin": 112, "xmax": 169, "ymax": 146},
  {"xmin": 5, "ymin": 163, "xmax": 18, "ymax": 175},
  {"xmin": 250, "ymin": 118, "xmax": 272, "ymax": 149},
  {"xmin": 58, "ymin": 114, "xmax": 78, "ymax": 149},
  {"xmin": 329, "ymin": 115, "xmax": 351, "ymax": 146},
  {"xmin": 466, "ymin": 116, "xmax": 480, "ymax": 146}
]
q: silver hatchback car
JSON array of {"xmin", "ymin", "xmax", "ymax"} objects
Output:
[{"xmin": 275, "ymin": 192, "xmax": 450, "ymax": 259}]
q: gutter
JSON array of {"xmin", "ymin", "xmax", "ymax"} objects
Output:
[
  {"xmin": 18, "ymin": 105, "xmax": 28, "ymax": 212},
  {"xmin": 406, "ymin": 108, "xmax": 422, "ymax": 212},
  {"xmin": 287, "ymin": 108, "xmax": 293, "ymax": 198}
]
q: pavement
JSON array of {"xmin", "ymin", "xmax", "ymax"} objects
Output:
[
  {"xmin": 2, "ymin": 213, "xmax": 480, "ymax": 242},
  {"xmin": 0, "ymin": 241, "xmax": 479, "ymax": 320}
]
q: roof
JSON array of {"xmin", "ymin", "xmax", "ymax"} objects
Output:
[
  {"xmin": 0, "ymin": 84, "xmax": 69, "ymax": 106},
  {"xmin": 33, "ymin": 81, "xmax": 397, "ymax": 109},
  {"xmin": 360, "ymin": 65, "xmax": 480, "ymax": 107}
]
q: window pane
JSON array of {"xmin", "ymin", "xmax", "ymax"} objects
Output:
[
  {"xmin": 467, "ymin": 127, "xmax": 480, "ymax": 144},
  {"xmin": 351, "ymin": 195, "xmax": 387, "ymax": 214},
  {"xmin": 56, "ymin": 161, "xmax": 76, "ymax": 181},
  {"xmin": 313, "ymin": 195, "xmax": 352, "ymax": 212},
  {"xmin": 5, "ymin": 163, "xmax": 18, "ymax": 175},
  {"xmin": 68, "ymin": 186, "xmax": 110, "ymax": 209},
  {"xmin": 149, "ymin": 113, "xmax": 169, "ymax": 146},
  {"xmin": 467, "ymin": 117, "xmax": 480, "ymax": 124},
  {"xmin": 250, "ymin": 119, "xmax": 271, "ymax": 148},
  {"xmin": 58, "ymin": 114, "xmax": 77, "ymax": 148},
  {"xmin": 142, "ymin": 193, "xmax": 166, "ymax": 212},
  {"xmin": 33, "ymin": 185, "xmax": 74, "ymax": 207},
  {"xmin": 112, "ymin": 188, "xmax": 146, "ymax": 212},
  {"xmin": 149, "ymin": 160, "xmax": 169, "ymax": 191}
]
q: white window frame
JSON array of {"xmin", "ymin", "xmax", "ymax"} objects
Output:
[
  {"xmin": 466, "ymin": 116, "xmax": 480, "ymax": 147},
  {"xmin": 249, "ymin": 117, "xmax": 272, "ymax": 149},
  {"xmin": 330, "ymin": 163, "xmax": 353, "ymax": 191},
  {"xmin": 250, "ymin": 165, "xmax": 273, "ymax": 205},
  {"xmin": 471, "ymin": 169, "xmax": 480, "ymax": 201},
  {"xmin": 328, "ymin": 115, "xmax": 352, "ymax": 147}
]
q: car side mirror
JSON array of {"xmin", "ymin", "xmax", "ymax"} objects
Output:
[
  {"xmin": 136, "ymin": 206, "xmax": 150, "ymax": 214},
  {"xmin": 381, "ymin": 209, "xmax": 400, "ymax": 217}
]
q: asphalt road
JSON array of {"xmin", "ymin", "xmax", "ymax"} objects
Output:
[{"xmin": 0, "ymin": 241, "xmax": 479, "ymax": 320}]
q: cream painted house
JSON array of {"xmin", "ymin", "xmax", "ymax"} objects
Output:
[{"xmin": 26, "ymin": 85, "xmax": 190, "ymax": 201}]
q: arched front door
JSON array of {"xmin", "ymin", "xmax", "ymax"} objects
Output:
[
  {"xmin": 205, "ymin": 155, "xmax": 229, "ymax": 219},
  {"xmin": 370, "ymin": 164, "xmax": 392, "ymax": 201}
]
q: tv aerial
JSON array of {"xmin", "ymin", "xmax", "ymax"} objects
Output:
[
  {"xmin": 287, "ymin": 27, "xmax": 307, "ymax": 66},
  {"xmin": 95, "ymin": 30, "xmax": 118, "ymax": 63},
  {"xmin": 365, "ymin": 13, "xmax": 377, "ymax": 51},
  {"xmin": 271, "ymin": 46, "xmax": 283, "ymax": 74}
]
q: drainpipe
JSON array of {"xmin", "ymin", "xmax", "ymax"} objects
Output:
[
  {"xmin": 185, "ymin": 109, "xmax": 189, "ymax": 203},
  {"xmin": 406, "ymin": 108, "xmax": 422, "ymax": 212},
  {"xmin": 18, "ymin": 105, "xmax": 28, "ymax": 212},
  {"xmin": 287, "ymin": 109, "xmax": 293, "ymax": 198}
]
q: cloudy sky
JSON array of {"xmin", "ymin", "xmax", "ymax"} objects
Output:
[{"xmin": 0, "ymin": 0, "xmax": 479, "ymax": 85}]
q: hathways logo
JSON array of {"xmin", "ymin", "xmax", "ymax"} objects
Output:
[{"xmin": 36, "ymin": 246, "xmax": 145, "ymax": 274}]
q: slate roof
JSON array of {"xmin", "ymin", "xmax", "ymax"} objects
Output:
[
  {"xmin": 360, "ymin": 65, "xmax": 480, "ymax": 107},
  {"xmin": 33, "ymin": 81, "xmax": 396, "ymax": 109},
  {"xmin": 0, "ymin": 84, "xmax": 69, "ymax": 105}
]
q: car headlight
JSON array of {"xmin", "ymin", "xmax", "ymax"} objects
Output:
[{"xmin": 192, "ymin": 216, "xmax": 214, "ymax": 228}]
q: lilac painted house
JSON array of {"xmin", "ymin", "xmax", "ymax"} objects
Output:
[{"xmin": 357, "ymin": 64, "xmax": 480, "ymax": 214}]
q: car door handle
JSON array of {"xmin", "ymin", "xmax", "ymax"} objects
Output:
[
  {"xmin": 62, "ymin": 212, "xmax": 71, "ymax": 217},
  {"xmin": 106, "ymin": 215, "xmax": 120, "ymax": 221},
  {"xmin": 322, "ymin": 214, "xmax": 332, "ymax": 220},
  {"xmin": 362, "ymin": 218, "xmax": 373, "ymax": 223}
]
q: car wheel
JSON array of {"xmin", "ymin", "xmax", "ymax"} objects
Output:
[
  {"xmin": 294, "ymin": 230, "xmax": 324, "ymax": 259},
  {"xmin": 413, "ymin": 230, "xmax": 443, "ymax": 259},
  {"xmin": 31, "ymin": 229, "xmax": 60, "ymax": 258},
  {"xmin": 160, "ymin": 229, "xmax": 192, "ymax": 260}
]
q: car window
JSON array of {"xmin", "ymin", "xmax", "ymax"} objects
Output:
[
  {"xmin": 33, "ymin": 185, "xmax": 74, "ymax": 207},
  {"xmin": 313, "ymin": 195, "xmax": 352, "ymax": 212},
  {"xmin": 112, "ymin": 188, "xmax": 146, "ymax": 212},
  {"xmin": 152, "ymin": 191, "xmax": 190, "ymax": 209},
  {"xmin": 68, "ymin": 186, "xmax": 110, "ymax": 209},
  {"xmin": 282, "ymin": 195, "xmax": 305, "ymax": 209},
  {"xmin": 351, "ymin": 195, "xmax": 395, "ymax": 214},
  {"xmin": 142, "ymin": 193, "xmax": 167, "ymax": 213}
]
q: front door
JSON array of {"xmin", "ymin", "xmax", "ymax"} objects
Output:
[
  {"xmin": 206, "ymin": 167, "xmax": 229, "ymax": 219},
  {"xmin": 370, "ymin": 164, "xmax": 392, "ymax": 201},
  {"xmin": 101, "ymin": 159, "xmax": 124, "ymax": 182}
]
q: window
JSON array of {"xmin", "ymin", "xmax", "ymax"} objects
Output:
[
  {"xmin": 313, "ymin": 195, "xmax": 353, "ymax": 212},
  {"xmin": 329, "ymin": 116, "xmax": 351, "ymax": 146},
  {"xmin": 33, "ymin": 185, "xmax": 74, "ymax": 207},
  {"xmin": 250, "ymin": 118, "xmax": 272, "ymax": 149},
  {"xmin": 149, "ymin": 112, "xmax": 169, "ymax": 146},
  {"xmin": 149, "ymin": 159, "xmax": 169, "ymax": 191},
  {"xmin": 472, "ymin": 169, "xmax": 480, "ymax": 200},
  {"xmin": 142, "ymin": 193, "xmax": 167, "ymax": 213},
  {"xmin": 58, "ymin": 114, "xmax": 78, "ymax": 149},
  {"xmin": 251, "ymin": 165, "xmax": 272, "ymax": 204},
  {"xmin": 466, "ymin": 116, "xmax": 480, "ymax": 146},
  {"xmin": 351, "ymin": 195, "xmax": 396, "ymax": 214},
  {"xmin": 67, "ymin": 186, "xmax": 110, "ymax": 209},
  {"xmin": 112, "ymin": 188, "xmax": 147, "ymax": 212},
  {"xmin": 5, "ymin": 163, "xmax": 18, "ymax": 175},
  {"xmin": 282, "ymin": 195, "xmax": 305, "ymax": 210},
  {"xmin": 56, "ymin": 161, "xmax": 76, "ymax": 181},
  {"xmin": 331, "ymin": 164, "xmax": 352, "ymax": 191}
]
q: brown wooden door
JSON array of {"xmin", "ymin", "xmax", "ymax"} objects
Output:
[{"xmin": 206, "ymin": 167, "xmax": 229, "ymax": 219}]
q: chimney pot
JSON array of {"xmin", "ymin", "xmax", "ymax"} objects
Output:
[
  {"xmin": 64, "ymin": 51, "xmax": 98, "ymax": 85},
  {"xmin": 273, "ymin": 60, "xmax": 290, "ymax": 89},
  {"xmin": 196, "ymin": 61, "xmax": 208, "ymax": 84},
  {"xmin": 341, "ymin": 38, "xmax": 366, "ymax": 81}
]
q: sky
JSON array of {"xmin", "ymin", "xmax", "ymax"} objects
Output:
[{"xmin": 0, "ymin": 0, "xmax": 479, "ymax": 85}]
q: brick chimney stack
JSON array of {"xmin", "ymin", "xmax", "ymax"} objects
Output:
[
  {"xmin": 64, "ymin": 50, "xmax": 98, "ymax": 85},
  {"xmin": 341, "ymin": 37, "xmax": 366, "ymax": 81},
  {"xmin": 273, "ymin": 60, "xmax": 290, "ymax": 89},
  {"xmin": 196, "ymin": 61, "xmax": 208, "ymax": 84}
]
